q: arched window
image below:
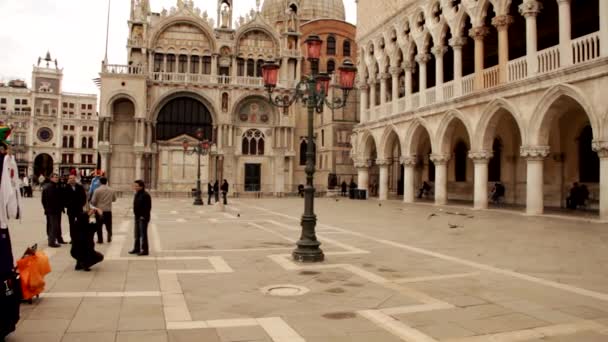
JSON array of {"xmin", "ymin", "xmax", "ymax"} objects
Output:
[
  {"xmin": 81, "ymin": 137, "xmax": 87, "ymax": 148},
  {"xmin": 156, "ymin": 97, "xmax": 213, "ymax": 141},
  {"xmin": 202, "ymin": 56, "xmax": 212, "ymax": 74},
  {"xmin": 454, "ymin": 140, "xmax": 468, "ymax": 182},
  {"xmin": 256, "ymin": 60, "xmax": 264, "ymax": 77},
  {"xmin": 327, "ymin": 60, "xmax": 335, "ymax": 74},
  {"xmin": 488, "ymin": 138, "xmax": 502, "ymax": 182},
  {"xmin": 166, "ymin": 54, "xmax": 176, "ymax": 73},
  {"xmin": 327, "ymin": 36, "xmax": 336, "ymax": 55},
  {"xmin": 299, "ymin": 140, "xmax": 307, "ymax": 165},
  {"xmin": 247, "ymin": 59, "xmax": 255, "ymax": 77},
  {"xmin": 579, "ymin": 125, "xmax": 599, "ymax": 182},
  {"xmin": 154, "ymin": 53, "xmax": 163, "ymax": 72},
  {"xmin": 237, "ymin": 58, "xmax": 245, "ymax": 76},
  {"xmin": 242, "ymin": 129, "xmax": 265, "ymax": 155},
  {"xmin": 88, "ymin": 137, "xmax": 94, "ymax": 149},
  {"xmin": 190, "ymin": 56, "xmax": 200, "ymax": 74},
  {"xmin": 178, "ymin": 55, "xmax": 188, "ymax": 73},
  {"xmin": 63, "ymin": 136, "xmax": 68, "ymax": 148},
  {"xmin": 343, "ymin": 40, "xmax": 351, "ymax": 57}
]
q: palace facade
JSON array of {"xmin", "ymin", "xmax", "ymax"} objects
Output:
[
  {"xmin": 352, "ymin": 0, "xmax": 608, "ymax": 219},
  {"xmin": 98, "ymin": 0, "xmax": 358, "ymax": 194}
]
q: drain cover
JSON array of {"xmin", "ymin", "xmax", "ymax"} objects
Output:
[{"xmin": 261, "ymin": 284, "xmax": 310, "ymax": 297}]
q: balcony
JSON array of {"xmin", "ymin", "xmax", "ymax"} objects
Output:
[{"xmin": 363, "ymin": 32, "xmax": 603, "ymax": 123}]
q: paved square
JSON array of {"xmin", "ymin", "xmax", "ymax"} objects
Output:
[{"xmin": 5, "ymin": 196, "xmax": 608, "ymax": 341}]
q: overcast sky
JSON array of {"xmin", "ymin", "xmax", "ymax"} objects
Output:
[{"xmin": 0, "ymin": 0, "xmax": 356, "ymax": 96}]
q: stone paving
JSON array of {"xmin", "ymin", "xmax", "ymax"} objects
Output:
[{"xmin": 5, "ymin": 195, "xmax": 608, "ymax": 342}]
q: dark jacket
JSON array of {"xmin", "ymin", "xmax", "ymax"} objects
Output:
[
  {"xmin": 207, "ymin": 183, "xmax": 214, "ymax": 194},
  {"xmin": 213, "ymin": 181, "xmax": 219, "ymax": 193},
  {"xmin": 64, "ymin": 183, "xmax": 87, "ymax": 215},
  {"xmin": 41, "ymin": 183, "xmax": 64, "ymax": 215},
  {"xmin": 70, "ymin": 212, "xmax": 103, "ymax": 268},
  {"xmin": 220, "ymin": 181, "xmax": 229, "ymax": 193},
  {"xmin": 133, "ymin": 190, "xmax": 152, "ymax": 221}
]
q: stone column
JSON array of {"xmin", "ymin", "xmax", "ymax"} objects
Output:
[
  {"xmin": 403, "ymin": 61, "xmax": 414, "ymax": 109},
  {"xmin": 520, "ymin": 1, "xmax": 542, "ymax": 75},
  {"xmin": 431, "ymin": 46, "xmax": 448, "ymax": 100},
  {"xmin": 469, "ymin": 26, "xmax": 490, "ymax": 90},
  {"xmin": 211, "ymin": 54, "xmax": 218, "ymax": 76},
  {"xmin": 430, "ymin": 154, "xmax": 451, "ymax": 205},
  {"xmin": 415, "ymin": 53, "xmax": 431, "ymax": 92},
  {"xmin": 359, "ymin": 83, "xmax": 369, "ymax": 123},
  {"xmin": 100, "ymin": 152, "xmax": 109, "ymax": 173},
  {"xmin": 390, "ymin": 67, "xmax": 401, "ymax": 112},
  {"xmin": 379, "ymin": 72, "xmax": 389, "ymax": 105},
  {"xmin": 521, "ymin": 146, "xmax": 550, "ymax": 215},
  {"xmin": 492, "ymin": 15, "xmax": 514, "ymax": 83},
  {"xmin": 401, "ymin": 156, "xmax": 417, "ymax": 203},
  {"xmin": 281, "ymin": 57, "xmax": 289, "ymax": 84},
  {"xmin": 295, "ymin": 57, "xmax": 302, "ymax": 81},
  {"xmin": 601, "ymin": 0, "xmax": 608, "ymax": 56},
  {"xmin": 558, "ymin": 0, "xmax": 572, "ymax": 66},
  {"xmin": 135, "ymin": 152, "xmax": 143, "ymax": 180},
  {"xmin": 469, "ymin": 151, "xmax": 493, "ymax": 210},
  {"xmin": 593, "ymin": 142, "xmax": 608, "ymax": 221},
  {"xmin": 449, "ymin": 37, "xmax": 466, "ymax": 96},
  {"xmin": 368, "ymin": 78, "xmax": 376, "ymax": 119},
  {"xmin": 377, "ymin": 159, "xmax": 389, "ymax": 200},
  {"xmin": 355, "ymin": 161, "xmax": 370, "ymax": 198}
]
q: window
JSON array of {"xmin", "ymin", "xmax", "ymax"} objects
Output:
[
  {"xmin": 81, "ymin": 155, "xmax": 86, "ymax": 164},
  {"xmin": 327, "ymin": 36, "xmax": 336, "ymax": 55},
  {"xmin": 246, "ymin": 59, "xmax": 254, "ymax": 77},
  {"xmin": 14, "ymin": 99, "xmax": 20, "ymax": 105},
  {"xmin": 191, "ymin": 56, "xmax": 199, "ymax": 73},
  {"xmin": 81, "ymin": 104, "xmax": 86, "ymax": 110},
  {"xmin": 299, "ymin": 140, "xmax": 307, "ymax": 165},
  {"xmin": 241, "ymin": 129, "xmax": 265, "ymax": 155},
  {"xmin": 43, "ymin": 104, "xmax": 49, "ymax": 115},
  {"xmin": 63, "ymin": 136, "xmax": 68, "ymax": 148},
  {"xmin": 63, "ymin": 102, "xmax": 68, "ymax": 108},
  {"xmin": 63, "ymin": 125, "xmax": 68, "ymax": 130},
  {"xmin": 88, "ymin": 137, "xmax": 94, "ymax": 149},
  {"xmin": 202, "ymin": 56, "xmax": 212, "ymax": 74},
  {"xmin": 69, "ymin": 136, "xmax": 74, "ymax": 148},
  {"xmin": 343, "ymin": 40, "xmax": 351, "ymax": 57},
  {"xmin": 0, "ymin": 98, "xmax": 5, "ymax": 104},
  {"xmin": 82, "ymin": 137, "xmax": 87, "ymax": 148},
  {"xmin": 178, "ymin": 55, "xmax": 187, "ymax": 73},
  {"xmin": 237, "ymin": 58, "xmax": 245, "ymax": 76},
  {"xmin": 69, "ymin": 103, "xmax": 74, "ymax": 109},
  {"xmin": 87, "ymin": 104, "xmax": 92, "ymax": 110},
  {"xmin": 154, "ymin": 53, "xmax": 163, "ymax": 72},
  {"xmin": 321, "ymin": 130, "xmax": 325, "ymax": 147},
  {"xmin": 256, "ymin": 60, "xmax": 264, "ymax": 77},
  {"xmin": 166, "ymin": 54, "xmax": 176, "ymax": 72},
  {"xmin": 70, "ymin": 125, "xmax": 74, "ymax": 131},
  {"xmin": 327, "ymin": 60, "xmax": 335, "ymax": 74}
]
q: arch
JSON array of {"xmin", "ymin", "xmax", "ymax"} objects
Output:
[
  {"xmin": 34, "ymin": 153, "xmax": 54, "ymax": 178},
  {"xmin": 529, "ymin": 84, "xmax": 599, "ymax": 146},
  {"xmin": 379, "ymin": 125, "xmax": 401, "ymax": 159},
  {"xmin": 475, "ymin": 98, "xmax": 527, "ymax": 150},
  {"xmin": 106, "ymin": 91, "xmax": 140, "ymax": 118},
  {"xmin": 359, "ymin": 130, "xmax": 378, "ymax": 160},
  {"xmin": 232, "ymin": 94, "xmax": 278, "ymax": 125},
  {"xmin": 435, "ymin": 110, "xmax": 473, "ymax": 154},
  {"xmin": 150, "ymin": 90, "xmax": 217, "ymax": 124},
  {"xmin": 156, "ymin": 97, "xmax": 213, "ymax": 141},
  {"xmin": 234, "ymin": 26, "xmax": 280, "ymax": 56},
  {"xmin": 149, "ymin": 17, "xmax": 217, "ymax": 52},
  {"xmin": 242, "ymin": 129, "xmax": 266, "ymax": 156},
  {"xmin": 327, "ymin": 35, "xmax": 337, "ymax": 56},
  {"xmin": 403, "ymin": 118, "xmax": 433, "ymax": 156}
]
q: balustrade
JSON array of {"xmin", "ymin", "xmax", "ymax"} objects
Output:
[
  {"xmin": 572, "ymin": 32, "xmax": 600, "ymax": 65},
  {"xmin": 537, "ymin": 46, "xmax": 561, "ymax": 74},
  {"xmin": 442, "ymin": 81, "xmax": 454, "ymax": 100},
  {"xmin": 508, "ymin": 57, "xmax": 528, "ymax": 82},
  {"xmin": 425, "ymin": 88, "xmax": 436, "ymax": 105},
  {"xmin": 103, "ymin": 64, "xmax": 145, "ymax": 75},
  {"xmin": 483, "ymin": 66, "xmax": 500, "ymax": 88},
  {"xmin": 462, "ymin": 75, "xmax": 475, "ymax": 95},
  {"xmin": 411, "ymin": 93, "xmax": 420, "ymax": 109}
]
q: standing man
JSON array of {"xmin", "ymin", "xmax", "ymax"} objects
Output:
[
  {"xmin": 63, "ymin": 174, "xmax": 87, "ymax": 244},
  {"xmin": 41, "ymin": 173, "xmax": 65, "ymax": 247},
  {"xmin": 90, "ymin": 177, "xmax": 116, "ymax": 243},
  {"xmin": 213, "ymin": 180, "xmax": 219, "ymax": 203},
  {"xmin": 220, "ymin": 179, "xmax": 229, "ymax": 205},
  {"xmin": 129, "ymin": 180, "xmax": 151, "ymax": 256},
  {"xmin": 207, "ymin": 181, "xmax": 214, "ymax": 205}
]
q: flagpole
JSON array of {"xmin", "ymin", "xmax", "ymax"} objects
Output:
[{"xmin": 104, "ymin": 0, "xmax": 111, "ymax": 64}]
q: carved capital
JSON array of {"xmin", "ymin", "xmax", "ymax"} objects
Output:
[
  {"xmin": 367, "ymin": 78, "xmax": 377, "ymax": 86},
  {"xmin": 520, "ymin": 146, "xmax": 550, "ymax": 161},
  {"xmin": 354, "ymin": 159, "xmax": 372, "ymax": 169},
  {"xmin": 389, "ymin": 66, "xmax": 403, "ymax": 76},
  {"xmin": 358, "ymin": 82, "xmax": 370, "ymax": 90},
  {"xmin": 469, "ymin": 26, "xmax": 490, "ymax": 40},
  {"xmin": 449, "ymin": 36, "xmax": 468, "ymax": 48},
  {"xmin": 430, "ymin": 154, "xmax": 451, "ymax": 165},
  {"xmin": 400, "ymin": 155, "xmax": 417, "ymax": 167},
  {"xmin": 379, "ymin": 72, "xmax": 391, "ymax": 80},
  {"xmin": 592, "ymin": 141, "xmax": 608, "ymax": 158},
  {"xmin": 431, "ymin": 46, "xmax": 449, "ymax": 58},
  {"xmin": 491, "ymin": 15, "xmax": 514, "ymax": 30},
  {"xmin": 519, "ymin": 1, "xmax": 543, "ymax": 17},
  {"xmin": 468, "ymin": 150, "xmax": 493, "ymax": 163},
  {"xmin": 402, "ymin": 60, "xmax": 416, "ymax": 72},
  {"xmin": 375, "ymin": 159, "xmax": 391, "ymax": 166},
  {"xmin": 415, "ymin": 53, "xmax": 432, "ymax": 65}
]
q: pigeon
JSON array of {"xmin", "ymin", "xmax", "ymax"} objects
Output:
[
  {"xmin": 237, "ymin": 213, "xmax": 240, "ymax": 217},
  {"xmin": 378, "ymin": 203, "xmax": 382, "ymax": 207},
  {"xmin": 448, "ymin": 223, "xmax": 463, "ymax": 229},
  {"xmin": 427, "ymin": 213, "xmax": 438, "ymax": 220}
]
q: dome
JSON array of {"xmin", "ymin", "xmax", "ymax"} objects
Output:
[{"xmin": 261, "ymin": 0, "xmax": 345, "ymax": 24}]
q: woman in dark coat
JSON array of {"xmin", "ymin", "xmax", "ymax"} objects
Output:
[{"xmin": 70, "ymin": 208, "xmax": 104, "ymax": 271}]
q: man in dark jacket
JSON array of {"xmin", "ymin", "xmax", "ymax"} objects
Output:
[
  {"xmin": 207, "ymin": 181, "xmax": 214, "ymax": 205},
  {"xmin": 64, "ymin": 174, "xmax": 87, "ymax": 243},
  {"xmin": 213, "ymin": 180, "xmax": 219, "ymax": 203},
  {"xmin": 220, "ymin": 179, "xmax": 229, "ymax": 205},
  {"xmin": 129, "ymin": 180, "xmax": 151, "ymax": 256},
  {"xmin": 42, "ymin": 173, "xmax": 65, "ymax": 247}
]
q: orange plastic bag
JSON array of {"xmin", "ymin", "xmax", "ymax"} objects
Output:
[{"xmin": 17, "ymin": 251, "xmax": 51, "ymax": 301}]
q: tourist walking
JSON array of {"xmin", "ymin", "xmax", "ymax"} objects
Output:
[
  {"xmin": 42, "ymin": 173, "xmax": 65, "ymax": 247},
  {"xmin": 221, "ymin": 179, "xmax": 229, "ymax": 205},
  {"xmin": 207, "ymin": 181, "xmax": 214, "ymax": 205},
  {"xmin": 90, "ymin": 177, "xmax": 116, "ymax": 243},
  {"xmin": 129, "ymin": 180, "xmax": 151, "ymax": 256},
  {"xmin": 64, "ymin": 174, "xmax": 87, "ymax": 243}
]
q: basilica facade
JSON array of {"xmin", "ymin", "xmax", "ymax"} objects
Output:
[
  {"xmin": 99, "ymin": 0, "xmax": 358, "ymax": 195},
  {"xmin": 353, "ymin": 0, "xmax": 608, "ymax": 219}
]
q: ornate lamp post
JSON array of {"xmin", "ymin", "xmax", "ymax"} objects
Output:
[
  {"xmin": 261, "ymin": 34, "xmax": 357, "ymax": 262},
  {"xmin": 182, "ymin": 128, "xmax": 211, "ymax": 206}
]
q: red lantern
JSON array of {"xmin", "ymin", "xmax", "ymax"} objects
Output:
[
  {"xmin": 305, "ymin": 34, "xmax": 323, "ymax": 60},
  {"xmin": 261, "ymin": 61, "xmax": 280, "ymax": 88},
  {"xmin": 338, "ymin": 61, "xmax": 357, "ymax": 90},
  {"xmin": 315, "ymin": 73, "xmax": 331, "ymax": 94}
]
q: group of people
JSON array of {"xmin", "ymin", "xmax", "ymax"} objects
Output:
[
  {"xmin": 567, "ymin": 182, "xmax": 590, "ymax": 209},
  {"xmin": 207, "ymin": 180, "xmax": 229, "ymax": 205},
  {"xmin": 41, "ymin": 171, "xmax": 152, "ymax": 271}
]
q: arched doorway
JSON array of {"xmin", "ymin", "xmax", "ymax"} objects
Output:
[
  {"xmin": 34, "ymin": 154, "xmax": 53, "ymax": 179},
  {"xmin": 381, "ymin": 130, "xmax": 401, "ymax": 200},
  {"xmin": 406, "ymin": 123, "xmax": 433, "ymax": 202},
  {"xmin": 110, "ymin": 98, "xmax": 136, "ymax": 189},
  {"xmin": 156, "ymin": 97, "xmax": 214, "ymax": 141},
  {"xmin": 440, "ymin": 117, "xmax": 472, "ymax": 204}
]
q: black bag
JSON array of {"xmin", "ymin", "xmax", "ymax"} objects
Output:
[{"xmin": 0, "ymin": 271, "xmax": 21, "ymax": 339}]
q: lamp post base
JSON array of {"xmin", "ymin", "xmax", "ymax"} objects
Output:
[
  {"xmin": 193, "ymin": 197, "xmax": 203, "ymax": 206},
  {"xmin": 292, "ymin": 241, "xmax": 324, "ymax": 262}
]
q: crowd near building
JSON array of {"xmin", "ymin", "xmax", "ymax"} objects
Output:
[
  {"xmin": 352, "ymin": 0, "xmax": 608, "ymax": 219},
  {"xmin": 99, "ymin": 0, "xmax": 358, "ymax": 194},
  {"xmin": 0, "ymin": 53, "xmax": 99, "ymax": 181}
]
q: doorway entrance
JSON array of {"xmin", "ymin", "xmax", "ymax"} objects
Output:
[{"xmin": 244, "ymin": 163, "xmax": 261, "ymax": 192}]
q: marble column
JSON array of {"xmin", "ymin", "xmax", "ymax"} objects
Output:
[
  {"xmin": 211, "ymin": 54, "xmax": 218, "ymax": 76},
  {"xmin": 415, "ymin": 53, "xmax": 431, "ymax": 92},
  {"xmin": 135, "ymin": 152, "xmax": 143, "ymax": 180},
  {"xmin": 469, "ymin": 151, "xmax": 493, "ymax": 210},
  {"xmin": 390, "ymin": 67, "xmax": 401, "ymax": 113},
  {"xmin": 520, "ymin": 1, "xmax": 542, "ymax": 75},
  {"xmin": 295, "ymin": 57, "xmax": 302, "ymax": 81},
  {"xmin": 379, "ymin": 72, "xmax": 389, "ymax": 106},
  {"xmin": 403, "ymin": 61, "xmax": 414, "ymax": 109},
  {"xmin": 492, "ymin": 15, "xmax": 514, "ymax": 83},
  {"xmin": 430, "ymin": 154, "xmax": 451, "ymax": 205},
  {"xmin": 356, "ymin": 161, "xmax": 370, "ymax": 198},
  {"xmin": 401, "ymin": 156, "xmax": 417, "ymax": 203},
  {"xmin": 377, "ymin": 159, "xmax": 389, "ymax": 200},
  {"xmin": 431, "ymin": 46, "xmax": 448, "ymax": 100},
  {"xmin": 593, "ymin": 142, "xmax": 608, "ymax": 221},
  {"xmin": 469, "ymin": 26, "xmax": 490, "ymax": 90},
  {"xmin": 521, "ymin": 146, "xmax": 550, "ymax": 215},
  {"xmin": 449, "ymin": 37, "xmax": 466, "ymax": 96},
  {"xmin": 557, "ymin": 0, "xmax": 572, "ymax": 66},
  {"xmin": 368, "ymin": 78, "xmax": 376, "ymax": 120}
]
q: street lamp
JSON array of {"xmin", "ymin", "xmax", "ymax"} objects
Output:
[
  {"xmin": 182, "ymin": 128, "xmax": 211, "ymax": 206},
  {"xmin": 261, "ymin": 34, "xmax": 357, "ymax": 263}
]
